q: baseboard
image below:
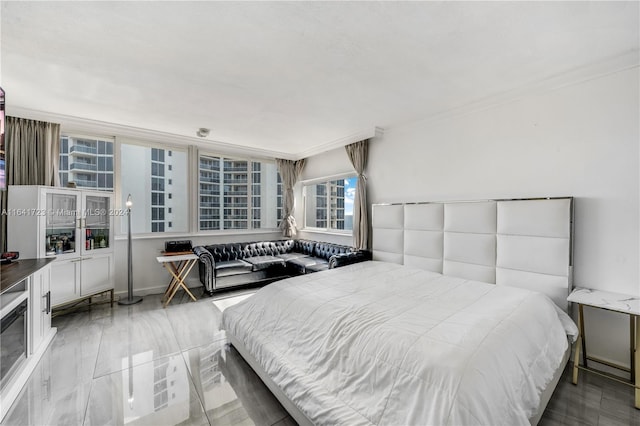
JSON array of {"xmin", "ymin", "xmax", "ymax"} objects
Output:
[{"xmin": 113, "ymin": 283, "xmax": 202, "ymax": 298}]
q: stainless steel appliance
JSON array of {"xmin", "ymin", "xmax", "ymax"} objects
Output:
[{"xmin": 0, "ymin": 299, "xmax": 28, "ymax": 389}]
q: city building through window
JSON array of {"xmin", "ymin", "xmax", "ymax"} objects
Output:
[
  {"xmin": 60, "ymin": 135, "xmax": 285, "ymax": 235},
  {"xmin": 121, "ymin": 144, "xmax": 188, "ymax": 234},
  {"xmin": 59, "ymin": 135, "xmax": 114, "ymax": 191},
  {"xmin": 199, "ymin": 155, "xmax": 282, "ymax": 230},
  {"xmin": 304, "ymin": 176, "xmax": 356, "ymax": 231}
]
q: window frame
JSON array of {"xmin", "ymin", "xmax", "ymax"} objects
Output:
[
  {"xmin": 115, "ymin": 138, "xmax": 190, "ymax": 237},
  {"xmin": 57, "ymin": 133, "xmax": 284, "ymax": 239},
  {"xmin": 197, "ymin": 151, "xmax": 282, "ymax": 233},
  {"xmin": 302, "ymin": 172, "xmax": 357, "ymax": 235}
]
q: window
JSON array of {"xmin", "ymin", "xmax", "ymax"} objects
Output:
[
  {"xmin": 63, "ymin": 136, "xmax": 285, "ymax": 236},
  {"xmin": 304, "ymin": 176, "xmax": 357, "ymax": 232},
  {"xmin": 59, "ymin": 135, "xmax": 114, "ymax": 191},
  {"xmin": 152, "ymin": 207, "xmax": 165, "ymax": 221},
  {"xmin": 198, "ymin": 155, "xmax": 281, "ymax": 231},
  {"xmin": 120, "ymin": 143, "xmax": 188, "ymax": 234},
  {"xmin": 151, "ymin": 177, "xmax": 164, "ymax": 191},
  {"xmin": 152, "ymin": 193, "xmax": 165, "ymax": 206}
]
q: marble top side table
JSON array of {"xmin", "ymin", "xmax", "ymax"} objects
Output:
[{"xmin": 567, "ymin": 287, "xmax": 640, "ymax": 409}]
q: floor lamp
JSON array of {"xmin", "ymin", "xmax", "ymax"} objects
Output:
[{"xmin": 118, "ymin": 194, "xmax": 143, "ymax": 305}]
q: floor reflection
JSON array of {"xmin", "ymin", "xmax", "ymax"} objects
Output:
[
  {"xmin": 183, "ymin": 340, "xmax": 288, "ymax": 426},
  {"xmin": 87, "ymin": 352, "xmax": 208, "ymax": 426},
  {"xmin": 1, "ymin": 292, "xmax": 293, "ymax": 426}
]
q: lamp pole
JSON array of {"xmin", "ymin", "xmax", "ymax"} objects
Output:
[{"xmin": 118, "ymin": 194, "xmax": 143, "ymax": 305}]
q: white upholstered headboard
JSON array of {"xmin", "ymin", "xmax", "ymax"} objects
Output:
[{"xmin": 372, "ymin": 198, "xmax": 573, "ymax": 311}]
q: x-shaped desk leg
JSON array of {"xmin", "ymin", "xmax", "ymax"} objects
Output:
[
  {"xmin": 162, "ymin": 259, "xmax": 193, "ymax": 302},
  {"xmin": 161, "ymin": 259, "xmax": 198, "ymax": 308}
]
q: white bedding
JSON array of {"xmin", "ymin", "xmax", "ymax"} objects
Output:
[{"xmin": 222, "ymin": 261, "xmax": 578, "ymax": 426}]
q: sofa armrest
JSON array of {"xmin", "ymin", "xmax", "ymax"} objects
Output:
[
  {"xmin": 193, "ymin": 246, "xmax": 215, "ymax": 291},
  {"xmin": 328, "ymin": 250, "xmax": 371, "ymax": 269}
]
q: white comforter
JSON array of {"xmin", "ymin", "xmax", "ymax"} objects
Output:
[{"xmin": 222, "ymin": 261, "xmax": 578, "ymax": 426}]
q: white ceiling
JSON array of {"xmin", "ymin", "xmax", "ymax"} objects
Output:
[{"xmin": 1, "ymin": 1, "xmax": 638, "ymax": 159}]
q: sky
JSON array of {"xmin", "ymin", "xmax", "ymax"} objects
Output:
[{"xmin": 344, "ymin": 176, "xmax": 356, "ymax": 215}]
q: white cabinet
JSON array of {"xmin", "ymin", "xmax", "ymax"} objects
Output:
[
  {"xmin": 7, "ymin": 186, "xmax": 114, "ymax": 308},
  {"xmin": 29, "ymin": 265, "xmax": 51, "ymax": 353},
  {"xmin": 0, "ymin": 259, "xmax": 56, "ymax": 422},
  {"xmin": 79, "ymin": 254, "xmax": 113, "ymax": 296},
  {"xmin": 48, "ymin": 259, "xmax": 80, "ymax": 308}
]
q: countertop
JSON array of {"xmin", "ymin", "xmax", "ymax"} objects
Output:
[{"xmin": 1, "ymin": 258, "xmax": 55, "ymax": 294}]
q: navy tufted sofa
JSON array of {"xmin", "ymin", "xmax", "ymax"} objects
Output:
[{"xmin": 193, "ymin": 239, "xmax": 369, "ymax": 294}]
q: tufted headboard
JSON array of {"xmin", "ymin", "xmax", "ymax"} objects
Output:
[{"xmin": 372, "ymin": 198, "xmax": 573, "ymax": 311}]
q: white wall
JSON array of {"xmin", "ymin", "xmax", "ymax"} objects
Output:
[{"xmin": 365, "ymin": 67, "xmax": 639, "ymax": 367}]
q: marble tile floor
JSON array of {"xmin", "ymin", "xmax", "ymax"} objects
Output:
[
  {"xmin": 1, "ymin": 288, "xmax": 294, "ymax": 426},
  {"xmin": 2, "ymin": 286, "xmax": 639, "ymax": 426},
  {"xmin": 540, "ymin": 366, "xmax": 640, "ymax": 426}
]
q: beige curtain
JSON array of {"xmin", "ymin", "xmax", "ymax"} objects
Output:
[
  {"xmin": 345, "ymin": 140, "xmax": 369, "ymax": 250},
  {"xmin": 276, "ymin": 158, "xmax": 306, "ymax": 237},
  {"xmin": 1, "ymin": 116, "xmax": 61, "ymax": 251}
]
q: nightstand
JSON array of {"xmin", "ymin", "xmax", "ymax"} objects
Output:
[{"xmin": 567, "ymin": 287, "xmax": 640, "ymax": 408}]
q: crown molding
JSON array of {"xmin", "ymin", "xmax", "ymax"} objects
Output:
[
  {"xmin": 393, "ymin": 50, "xmax": 640, "ymax": 130},
  {"xmin": 5, "ymin": 106, "xmax": 298, "ymax": 160},
  {"xmin": 6, "ymin": 106, "xmax": 384, "ymax": 161},
  {"xmin": 294, "ymin": 126, "xmax": 384, "ymax": 160}
]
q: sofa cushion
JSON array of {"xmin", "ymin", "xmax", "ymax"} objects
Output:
[
  {"xmin": 287, "ymin": 257, "xmax": 323, "ymax": 274},
  {"xmin": 215, "ymin": 259, "xmax": 253, "ymax": 277},
  {"xmin": 305, "ymin": 261, "xmax": 330, "ymax": 273},
  {"xmin": 278, "ymin": 252, "xmax": 310, "ymax": 261},
  {"xmin": 244, "ymin": 255, "xmax": 286, "ymax": 271}
]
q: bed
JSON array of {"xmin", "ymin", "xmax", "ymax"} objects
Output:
[{"xmin": 222, "ymin": 198, "xmax": 578, "ymax": 425}]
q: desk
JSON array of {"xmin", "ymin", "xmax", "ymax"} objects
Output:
[
  {"xmin": 568, "ymin": 287, "xmax": 640, "ymax": 408},
  {"xmin": 156, "ymin": 253, "xmax": 199, "ymax": 308}
]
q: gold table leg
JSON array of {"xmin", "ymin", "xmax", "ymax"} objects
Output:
[
  {"xmin": 162, "ymin": 259, "xmax": 198, "ymax": 308},
  {"xmin": 161, "ymin": 262, "xmax": 181, "ymax": 303},
  {"xmin": 573, "ymin": 303, "xmax": 583, "ymax": 385},
  {"xmin": 579, "ymin": 304, "xmax": 587, "ymax": 368},
  {"xmin": 161, "ymin": 259, "xmax": 192, "ymax": 302},
  {"xmin": 634, "ymin": 314, "xmax": 639, "ymax": 409},
  {"xmin": 573, "ymin": 305, "xmax": 639, "ymax": 409}
]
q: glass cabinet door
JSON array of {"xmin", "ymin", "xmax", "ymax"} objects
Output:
[
  {"xmin": 84, "ymin": 195, "xmax": 110, "ymax": 251},
  {"xmin": 45, "ymin": 192, "xmax": 78, "ymax": 256}
]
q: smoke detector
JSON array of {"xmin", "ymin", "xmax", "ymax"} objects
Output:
[{"xmin": 196, "ymin": 128, "xmax": 210, "ymax": 138}]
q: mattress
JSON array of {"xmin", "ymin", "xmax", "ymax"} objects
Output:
[{"xmin": 222, "ymin": 261, "xmax": 578, "ymax": 425}]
